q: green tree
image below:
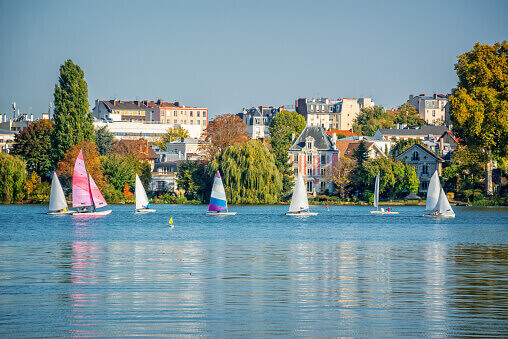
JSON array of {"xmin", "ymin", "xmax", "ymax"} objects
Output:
[
  {"xmin": 353, "ymin": 140, "xmax": 369, "ymax": 167},
  {"xmin": 0, "ymin": 153, "xmax": 27, "ymax": 203},
  {"xmin": 331, "ymin": 157, "xmax": 356, "ymax": 200},
  {"xmin": 449, "ymin": 41, "xmax": 508, "ymax": 195},
  {"xmin": 396, "ymin": 103, "xmax": 426, "ymax": 126},
  {"xmin": 95, "ymin": 126, "xmax": 116, "ymax": 156},
  {"xmin": 442, "ymin": 145, "xmax": 486, "ymax": 195},
  {"xmin": 10, "ymin": 119, "xmax": 54, "ymax": 180},
  {"xmin": 176, "ymin": 161, "xmax": 212, "ymax": 202},
  {"xmin": 210, "ymin": 140, "xmax": 282, "ymax": 204},
  {"xmin": 52, "ymin": 59, "xmax": 94, "ymax": 165},
  {"xmin": 100, "ymin": 155, "xmax": 152, "ymax": 194},
  {"xmin": 365, "ymin": 157, "xmax": 420, "ymax": 200},
  {"xmin": 352, "ymin": 106, "xmax": 396, "ymax": 136},
  {"xmin": 268, "ymin": 110, "xmax": 306, "ymax": 196},
  {"xmin": 155, "ymin": 126, "xmax": 190, "ymax": 151}
]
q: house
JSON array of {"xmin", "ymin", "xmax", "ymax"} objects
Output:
[
  {"xmin": 288, "ymin": 126, "xmax": 340, "ymax": 194},
  {"xmin": 151, "ymin": 160, "xmax": 184, "ymax": 193},
  {"xmin": 237, "ymin": 106, "xmax": 281, "ymax": 139},
  {"xmin": 341, "ymin": 141, "xmax": 387, "ymax": 160},
  {"xmin": 296, "ymin": 97, "xmax": 374, "ymax": 130},
  {"xmin": 341, "ymin": 135, "xmax": 392, "ymax": 155},
  {"xmin": 407, "ymin": 93, "xmax": 450, "ymax": 124},
  {"xmin": 325, "ymin": 130, "xmax": 357, "ymax": 138},
  {"xmin": 397, "ymin": 144, "xmax": 444, "ymax": 192},
  {"xmin": 373, "ymin": 125, "xmax": 449, "ymax": 141},
  {"xmin": 0, "ymin": 128, "xmax": 15, "ymax": 153},
  {"xmin": 114, "ymin": 139, "xmax": 159, "ymax": 170}
]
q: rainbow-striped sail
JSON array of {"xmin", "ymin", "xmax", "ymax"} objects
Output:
[{"xmin": 208, "ymin": 171, "xmax": 228, "ymax": 212}]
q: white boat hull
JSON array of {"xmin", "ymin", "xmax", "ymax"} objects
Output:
[
  {"xmin": 73, "ymin": 210, "xmax": 112, "ymax": 216},
  {"xmin": 370, "ymin": 211, "xmax": 399, "ymax": 214},
  {"xmin": 285, "ymin": 212, "xmax": 318, "ymax": 216},
  {"xmin": 135, "ymin": 208, "xmax": 156, "ymax": 213},
  {"xmin": 423, "ymin": 213, "xmax": 455, "ymax": 219},
  {"xmin": 47, "ymin": 210, "xmax": 75, "ymax": 215},
  {"xmin": 205, "ymin": 211, "xmax": 237, "ymax": 216}
]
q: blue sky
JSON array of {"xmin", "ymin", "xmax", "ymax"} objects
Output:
[{"xmin": 0, "ymin": 0, "xmax": 507, "ymax": 119}]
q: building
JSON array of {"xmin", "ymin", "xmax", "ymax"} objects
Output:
[
  {"xmin": 237, "ymin": 106, "xmax": 281, "ymax": 139},
  {"xmin": 397, "ymin": 143, "xmax": 444, "ymax": 192},
  {"xmin": 165, "ymin": 138, "xmax": 201, "ymax": 160},
  {"xmin": 407, "ymin": 93, "xmax": 450, "ymax": 125},
  {"xmin": 341, "ymin": 135, "xmax": 392, "ymax": 155},
  {"xmin": 0, "ymin": 128, "xmax": 15, "ymax": 153},
  {"xmin": 339, "ymin": 141, "xmax": 387, "ymax": 160},
  {"xmin": 93, "ymin": 121, "xmax": 203, "ymax": 141},
  {"xmin": 295, "ymin": 97, "xmax": 374, "ymax": 130},
  {"xmin": 92, "ymin": 99, "xmax": 208, "ymax": 135},
  {"xmin": 288, "ymin": 126, "xmax": 341, "ymax": 194},
  {"xmin": 373, "ymin": 125, "xmax": 449, "ymax": 141},
  {"xmin": 151, "ymin": 159, "xmax": 184, "ymax": 193},
  {"xmin": 325, "ymin": 130, "xmax": 357, "ymax": 138}
]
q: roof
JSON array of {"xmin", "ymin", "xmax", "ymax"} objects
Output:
[
  {"xmin": 405, "ymin": 192, "xmax": 422, "ymax": 200},
  {"xmin": 326, "ymin": 130, "xmax": 357, "ymax": 137},
  {"xmin": 439, "ymin": 130, "xmax": 461, "ymax": 144},
  {"xmin": 378, "ymin": 125, "xmax": 449, "ymax": 138},
  {"xmin": 102, "ymin": 100, "xmax": 149, "ymax": 111},
  {"xmin": 0, "ymin": 128, "xmax": 15, "ymax": 135},
  {"xmin": 397, "ymin": 143, "xmax": 445, "ymax": 162},
  {"xmin": 116, "ymin": 139, "xmax": 159, "ymax": 160},
  {"xmin": 289, "ymin": 126, "xmax": 333, "ymax": 151}
]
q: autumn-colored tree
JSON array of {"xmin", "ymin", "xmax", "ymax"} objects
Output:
[
  {"xmin": 123, "ymin": 183, "xmax": 133, "ymax": 201},
  {"xmin": 200, "ymin": 114, "xmax": 250, "ymax": 161},
  {"xmin": 155, "ymin": 126, "xmax": 190, "ymax": 151},
  {"xmin": 449, "ymin": 41, "xmax": 508, "ymax": 195},
  {"xmin": 10, "ymin": 119, "xmax": 54, "ymax": 180},
  {"xmin": 331, "ymin": 157, "xmax": 356, "ymax": 200},
  {"xmin": 56, "ymin": 141, "xmax": 104, "ymax": 190},
  {"xmin": 396, "ymin": 103, "xmax": 426, "ymax": 126}
]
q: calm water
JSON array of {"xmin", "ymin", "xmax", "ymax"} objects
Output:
[{"xmin": 1, "ymin": 205, "xmax": 507, "ymax": 337}]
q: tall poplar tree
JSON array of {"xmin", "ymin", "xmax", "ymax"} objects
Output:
[
  {"xmin": 449, "ymin": 41, "xmax": 508, "ymax": 195},
  {"xmin": 52, "ymin": 59, "xmax": 94, "ymax": 165}
]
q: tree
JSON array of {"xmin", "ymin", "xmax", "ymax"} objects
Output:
[
  {"xmin": 123, "ymin": 183, "xmax": 133, "ymax": 201},
  {"xmin": 200, "ymin": 114, "xmax": 250, "ymax": 161},
  {"xmin": 396, "ymin": 103, "xmax": 426, "ymax": 126},
  {"xmin": 331, "ymin": 157, "xmax": 356, "ymax": 200},
  {"xmin": 352, "ymin": 106, "xmax": 396, "ymax": 136},
  {"xmin": 449, "ymin": 41, "xmax": 508, "ymax": 195},
  {"xmin": 155, "ymin": 126, "xmax": 190, "ymax": 151},
  {"xmin": 100, "ymin": 155, "xmax": 151, "ymax": 193},
  {"xmin": 353, "ymin": 140, "xmax": 369, "ymax": 167},
  {"xmin": 95, "ymin": 126, "xmax": 116, "ymax": 156},
  {"xmin": 442, "ymin": 145, "xmax": 486, "ymax": 194},
  {"xmin": 0, "ymin": 153, "xmax": 27, "ymax": 203},
  {"xmin": 268, "ymin": 110, "xmax": 306, "ymax": 196},
  {"xmin": 52, "ymin": 59, "xmax": 94, "ymax": 165},
  {"xmin": 176, "ymin": 161, "xmax": 212, "ymax": 202},
  {"xmin": 10, "ymin": 119, "xmax": 54, "ymax": 180},
  {"xmin": 365, "ymin": 157, "xmax": 419, "ymax": 200},
  {"xmin": 56, "ymin": 141, "xmax": 104, "ymax": 190},
  {"xmin": 210, "ymin": 140, "xmax": 282, "ymax": 204}
]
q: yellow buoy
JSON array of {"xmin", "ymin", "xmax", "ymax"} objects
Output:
[{"xmin": 169, "ymin": 217, "xmax": 173, "ymax": 224}]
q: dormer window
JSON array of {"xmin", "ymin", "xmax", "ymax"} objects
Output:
[
  {"xmin": 412, "ymin": 151, "xmax": 419, "ymax": 161},
  {"xmin": 307, "ymin": 141, "xmax": 312, "ymax": 149}
]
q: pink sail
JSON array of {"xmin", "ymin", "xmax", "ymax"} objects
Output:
[
  {"xmin": 73, "ymin": 150, "xmax": 93, "ymax": 208},
  {"xmin": 89, "ymin": 175, "xmax": 108, "ymax": 208}
]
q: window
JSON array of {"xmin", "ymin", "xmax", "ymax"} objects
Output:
[
  {"xmin": 321, "ymin": 155, "xmax": 326, "ymax": 164},
  {"xmin": 161, "ymin": 111, "xmax": 165, "ymax": 117},
  {"xmin": 190, "ymin": 120, "xmax": 193, "ymax": 124},
  {"xmin": 174, "ymin": 119, "xmax": 177, "ymax": 124},
  {"xmin": 307, "ymin": 181, "xmax": 313, "ymax": 192},
  {"xmin": 321, "ymin": 182, "xmax": 326, "ymax": 191},
  {"xmin": 320, "ymin": 168, "xmax": 326, "ymax": 175},
  {"xmin": 422, "ymin": 165, "xmax": 428, "ymax": 174},
  {"xmin": 197, "ymin": 111, "xmax": 200, "ymax": 117},
  {"xmin": 174, "ymin": 111, "xmax": 178, "ymax": 116},
  {"xmin": 307, "ymin": 168, "xmax": 312, "ymax": 176},
  {"xmin": 432, "ymin": 110, "xmax": 436, "ymax": 117},
  {"xmin": 421, "ymin": 181, "xmax": 429, "ymax": 190},
  {"xmin": 197, "ymin": 120, "xmax": 200, "ymax": 125},
  {"xmin": 294, "ymin": 155, "xmax": 298, "ymax": 164},
  {"xmin": 190, "ymin": 111, "xmax": 193, "ymax": 117},
  {"xmin": 307, "ymin": 141, "xmax": 312, "ymax": 149},
  {"xmin": 307, "ymin": 155, "xmax": 312, "ymax": 163},
  {"xmin": 412, "ymin": 151, "xmax": 419, "ymax": 161}
]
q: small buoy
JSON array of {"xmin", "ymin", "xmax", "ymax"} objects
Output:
[{"xmin": 190, "ymin": 273, "xmax": 192, "ymax": 275}]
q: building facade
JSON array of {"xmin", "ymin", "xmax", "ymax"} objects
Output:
[
  {"xmin": 236, "ymin": 106, "xmax": 281, "ymax": 139},
  {"xmin": 373, "ymin": 125, "xmax": 449, "ymax": 141},
  {"xmin": 288, "ymin": 126, "xmax": 340, "ymax": 194},
  {"xmin": 93, "ymin": 121, "xmax": 203, "ymax": 141},
  {"xmin": 295, "ymin": 97, "xmax": 374, "ymax": 130},
  {"xmin": 397, "ymin": 144, "xmax": 444, "ymax": 192},
  {"xmin": 407, "ymin": 94, "xmax": 450, "ymax": 125}
]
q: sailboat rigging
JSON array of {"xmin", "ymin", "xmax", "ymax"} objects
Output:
[
  {"xmin": 370, "ymin": 171, "xmax": 398, "ymax": 215},
  {"xmin": 285, "ymin": 172, "xmax": 317, "ymax": 216}
]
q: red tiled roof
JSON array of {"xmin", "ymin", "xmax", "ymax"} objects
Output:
[{"xmin": 326, "ymin": 130, "xmax": 357, "ymax": 137}]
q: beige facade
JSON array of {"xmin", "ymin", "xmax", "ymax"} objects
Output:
[{"xmin": 407, "ymin": 94, "xmax": 449, "ymax": 125}]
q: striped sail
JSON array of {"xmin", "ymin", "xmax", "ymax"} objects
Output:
[
  {"xmin": 89, "ymin": 175, "xmax": 108, "ymax": 208},
  {"xmin": 72, "ymin": 150, "xmax": 93, "ymax": 208},
  {"xmin": 208, "ymin": 171, "xmax": 227, "ymax": 212}
]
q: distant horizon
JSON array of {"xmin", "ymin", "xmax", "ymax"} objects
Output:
[{"xmin": 1, "ymin": 0, "xmax": 507, "ymax": 120}]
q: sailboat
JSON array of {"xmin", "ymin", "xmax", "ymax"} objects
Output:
[
  {"xmin": 47, "ymin": 171, "xmax": 74, "ymax": 215},
  {"xmin": 370, "ymin": 171, "xmax": 398, "ymax": 215},
  {"xmin": 205, "ymin": 171, "xmax": 236, "ymax": 215},
  {"xmin": 285, "ymin": 172, "xmax": 318, "ymax": 216},
  {"xmin": 135, "ymin": 174, "xmax": 155, "ymax": 213},
  {"xmin": 72, "ymin": 149, "xmax": 112, "ymax": 216},
  {"xmin": 423, "ymin": 170, "xmax": 455, "ymax": 218}
]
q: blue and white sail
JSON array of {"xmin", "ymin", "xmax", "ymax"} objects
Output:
[{"xmin": 208, "ymin": 171, "xmax": 228, "ymax": 212}]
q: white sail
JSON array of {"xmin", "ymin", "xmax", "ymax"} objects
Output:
[
  {"xmin": 135, "ymin": 174, "xmax": 149, "ymax": 210},
  {"xmin": 437, "ymin": 187, "xmax": 454, "ymax": 216},
  {"xmin": 374, "ymin": 171, "xmax": 380, "ymax": 208},
  {"xmin": 49, "ymin": 172, "xmax": 68, "ymax": 211},
  {"xmin": 288, "ymin": 172, "xmax": 309, "ymax": 212},
  {"xmin": 425, "ymin": 170, "xmax": 440, "ymax": 211}
]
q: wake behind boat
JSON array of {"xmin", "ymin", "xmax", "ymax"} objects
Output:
[
  {"xmin": 423, "ymin": 170, "xmax": 455, "ymax": 218},
  {"xmin": 135, "ymin": 174, "xmax": 155, "ymax": 213},
  {"xmin": 286, "ymin": 172, "xmax": 317, "ymax": 216},
  {"xmin": 370, "ymin": 171, "xmax": 398, "ymax": 215},
  {"xmin": 72, "ymin": 149, "xmax": 112, "ymax": 216},
  {"xmin": 205, "ymin": 171, "xmax": 236, "ymax": 215},
  {"xmin": 47, "ymin": 171, "xmax": 74, "ymax": 215}
]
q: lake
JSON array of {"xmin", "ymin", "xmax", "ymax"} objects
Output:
[{"xmin": 1, "ymin": 204, "xmax": 507, "ymax": 337}]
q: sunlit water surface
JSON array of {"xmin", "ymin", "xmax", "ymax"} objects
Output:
[{"xmin": 1, "ymin": 205, "xmax": 507, "ymax": 337}]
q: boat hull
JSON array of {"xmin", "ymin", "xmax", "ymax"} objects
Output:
[
  {"xmin": 370, "ymin": 211, "xmax": 399, "ymax": 214},
  {"xmin": 47, "ymin": 210, "xmax": 75, "ymax": 215},
  {"xmin": 285, "ymin": 212, "xmax": 318, "ymax": 216},
  {"xmin": 205, "ymin": 212, "xmax": 237, "ymax": 216},
  {"xmin": 135, "ymin": 208, "xmax": 156, "ymax": 214},
  {"xmin": 73, "ymin": 210, "xmax": 112, "ymax": 216},
  {"xmin": 423, "ymin": 213, "xmax": 455, "ymax": 218}
]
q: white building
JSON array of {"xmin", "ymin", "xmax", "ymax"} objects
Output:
[
  {"xmin": 407, "ymin": 93, "xmax": 450, "ymax": 125},
  {"xmin": 93, "ymin": 121, "xmax": 203, "ymax": 141}
]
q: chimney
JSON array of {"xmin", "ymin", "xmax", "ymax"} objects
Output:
[
  {"xmin": 113, "ymin": 100, "xmax": 116, "ymax": 106},
  {"xmin": 157, "ymin": 99, "xmax": 162, "ymax": 105},
  {"xmin": 30, "ymin": 114, "xmax": 33, "ymax": 121},
  {"xmin": 409, "ymin": 94, "xmax": 414, "ymax": 100},
  {"xmin": 439, "ymin": 137, "xmax": 444, "ymax": 153}
]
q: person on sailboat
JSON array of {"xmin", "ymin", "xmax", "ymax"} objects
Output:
[{"xmin": 387, "ymin": 207, "xmax": 391, "ymax": 212}]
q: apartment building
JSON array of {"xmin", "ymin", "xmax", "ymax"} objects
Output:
[
  {"xmin": 407, "ymin": 93, "xmax": 450, "ymax": 125},
  {"xmin": 236, "ymin": 106, "xmax": 281, "ymax": 139}
]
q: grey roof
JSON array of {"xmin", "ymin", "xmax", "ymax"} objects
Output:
[
  {"xmin": 397, "ymin": 143, "xmax": 444, "ymax": 162},
  {"xmin": 289, "ymin": 126, "xmax": 333, "ymax": 151},
  {"xmin": 378, "ymin": 125, "xmax": 449, "ymax": 137},
  {"xmin": 0, "ymin": 128, "xmax": 15, "ymax": 135},
  {"xmin": 102, "ymin": 100, "xmax": 149, "ymax": 111},
  {"xmin": 405, "ymin": 192, "xmax": 422, "ymax": 200}
]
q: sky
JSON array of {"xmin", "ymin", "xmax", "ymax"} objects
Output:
[{"xmin": 0, "ymin": 0, "xmax": 507, "ymax": 119}]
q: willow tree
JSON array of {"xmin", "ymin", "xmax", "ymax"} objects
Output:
[
  {"xmin": 210, "ymin": 140, "xmax": 282, "ymax": 204},
  {"xmin": 0, "ymin": 153, "xmax": 27, "ymax": 203},
  {"xmin": 449, "ymin": 41, "xmax": 508, "ymax": 195},
  {"xmin": 52, "ymin": 59, "xmax": 94, "ymax": 165}
]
